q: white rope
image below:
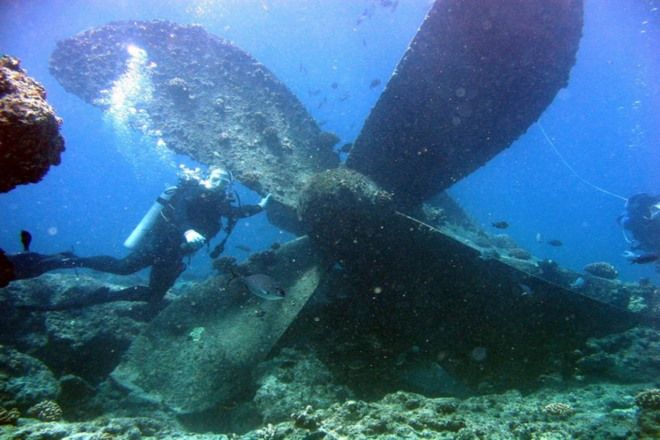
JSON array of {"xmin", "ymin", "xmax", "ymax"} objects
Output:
[{"xmin": 538, "ymin": 124, "xmax": 628, "ymax": 202}]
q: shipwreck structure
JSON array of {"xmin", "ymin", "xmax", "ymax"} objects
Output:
[{"xmin": 40, "ymin": 0, "xmax": 655, "ymax": 416}]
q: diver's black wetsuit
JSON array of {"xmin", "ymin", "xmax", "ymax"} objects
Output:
[
  {"xmin": 70, "ymin": 181, "xmax": 263, "ymax": 303},
  {"xmin": 3, "ymin": 181, "xmax": 263, "ymax": 306},
  {"xmin": 620, "ymin": 193, "xmax": 660, "ymax": 253}
]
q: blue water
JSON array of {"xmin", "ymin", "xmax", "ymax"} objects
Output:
[{"xmin": 0, "ymin": 0, "xmax": 658, "ymax": 283}]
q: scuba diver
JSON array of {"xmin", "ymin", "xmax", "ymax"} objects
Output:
[
  {"xmin": 619, "ymin": 193, "xmax": 660, "ymax": 264},
  {"xmin": 1, "ymin": 166, "xmax": 271, "ymax": 307}
]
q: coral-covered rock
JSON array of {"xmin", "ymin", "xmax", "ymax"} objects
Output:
[
  {"xmin": 0, "ymin": 346, "xmax": 60, "ymax": 410},
  {"xmin": 0, "ymin": 55, "xmax": 64, "ymax": 193},
  {"xmin": 576, "ymin": 327, "xmax": 660, "ymax": 382},
  {"xmin": 253, "ymin": 348, "xmax": 352, "ymax": 423},
  {"xmin": 0, "ymin": 274, "xmax": 151, "ymax": 384}
]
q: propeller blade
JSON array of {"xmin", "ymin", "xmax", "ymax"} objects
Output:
[
  {"xmin": 347, "ymin": 0, "xmax": 583, "ymax": 206},
  {"xmin": 50, "ymin": 20, "xmax": 339, "ymax": 214}
]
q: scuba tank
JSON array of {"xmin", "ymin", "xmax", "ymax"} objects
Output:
[{"xmin": 123, "ymin": 186, "xmax": 178, "ymax": 249}]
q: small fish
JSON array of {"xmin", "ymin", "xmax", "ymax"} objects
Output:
[
  {"xmin": 622, "ymin": 250, "xmax": 638, "ymax": 260},
  {"xmin": 629, "ymin": 252, "xmax": 658, "ymax": 265},
  {"xmin": 20, "ymin": 230, "xmax": 32, "ymax": 252},
  {"xmin": 380, "ymin": 0, "xmax": 399, "ymax": 11},
  {"xmin": 240, "ymin": 273, "xmax": 285, "ymax": 301},
  {"xmin": 298, "ymin": 63, "xmax": 307, "ymax": 74},
  {"xmin": 356, "ymin": 7, "xmax": 374, "ymax": 26},
  {"xmin": 307, "ymin": 89, "xmax": 321, "ymax": 96},
  {"xmin": 569, "ymin": 276, "xmax": 586, "ymax": 290},
  {"xmin": 651, "ymin": 202, "xmax": 660, "ymax": 220},
  {"xmin": 547, "ymin": 239, "xmax": 563, "ymax": 247},
  {"xmin": 369, "ymin": 78, "xmax": 381, "ymax": 89},
  {"xmin": 535, "ymin": 232, "xmax": 543, "ymax": 243},
  {"xmin": 234, "ymin": 244, "xmax": 252, "ymax": 253},
  {"xmin": 330, "ymin": 82, "xmax": 339, "ymax": 89},
  {"xmin": 317, "ymin": 97, "xmax": 328, "ymax": 109},
  {"xmin": 491, "ymin": 221, "xmax": 509, "ymax": 229},
  {"xmin": 518, "ymin": 283, "xmax": 533, "ymax": 296}
]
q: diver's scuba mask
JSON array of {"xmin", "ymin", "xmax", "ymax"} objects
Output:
[{"xmin": 202, "ymin": 168, "xmax": 233, "ymax": 192}]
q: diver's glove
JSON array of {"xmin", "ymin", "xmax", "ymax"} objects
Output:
[
  {"xmin": 183, "ymin": 229, "xmax": 206, "ymax": 251},
  {"xmin": 258, "ymin": 193, "xmax": 272, "ymax": 209}
]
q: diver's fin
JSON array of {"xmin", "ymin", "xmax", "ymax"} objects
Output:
[{"xmin": 9, "ymin": 252, "xmax": 78, "ymax": 280}]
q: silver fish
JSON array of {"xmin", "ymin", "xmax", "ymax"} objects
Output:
[{"xmin": 240, "ymin": 274, "xmax": 285, "ymax": 301}]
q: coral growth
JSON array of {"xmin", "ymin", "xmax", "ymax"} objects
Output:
[
  {"xmin": 584, "ymin": 262, "xmax": 619, "ymax": 280},
  {"xmin": 542, "ymin": 402, "xmax": 574, "ymax": 418},
  {"xmin": 0, "ymin": 407, "xmax": 20, "ymax": 425},
  {"xmin": 507, "ymin": 248, "xmax": 532, "ymax": 260},
  {"xmin": 636, "ymin": 389, "xmax": 660, "ymax": 410},
  {"xmin": 27, "ymin": 400, "xmax": 63, "ymax": 421}
]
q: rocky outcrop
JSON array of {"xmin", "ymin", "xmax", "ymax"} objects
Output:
[
  {"xmin": 576, "ymin": 326, "xmax": 660, "ymax": 383},
  {"xmin": 0, "ymin": 273, "xmax": 152, "ymax": 383},
  {"xmin": 0, "ymin": 56, "xmax": 65, "ymax": 193},
  {"xmin": 0, "ymin": 346, "xmax": 60, "ymax": 411},
  {"xmin": 253, "ymin": 348, "xmax": 352, "ymax": 423}
]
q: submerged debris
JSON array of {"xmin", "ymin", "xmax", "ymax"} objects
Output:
[{"xmin": 491, "ymin": 221, "xmax": 509, "ymax": 229}]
